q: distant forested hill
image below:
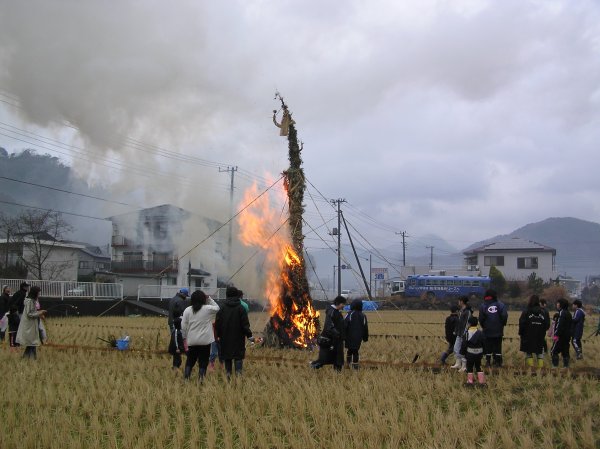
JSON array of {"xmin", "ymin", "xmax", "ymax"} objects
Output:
[{"xmin": 0, "ymin": 148, "xmax": 114, "ymax": 245}]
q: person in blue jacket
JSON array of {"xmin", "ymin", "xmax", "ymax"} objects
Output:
[
  {"xmin": 478, "ymin": 289, "xmax": 508, "ymax": 367},
  {"xmin": 571, "ymin": 299, "xmax": 585, "ymax": 360}
]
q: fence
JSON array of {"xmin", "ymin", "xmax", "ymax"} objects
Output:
[
  {"xmin": 136, "ymin": 285, "xmax": 227, "ymax": 301},
  {"xmin": 0, "ymin": 279, "xmax": 123, "ymax": 301}
]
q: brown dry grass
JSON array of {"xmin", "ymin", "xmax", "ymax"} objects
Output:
[{"xmin": 1, "ymin": 310, "xmax": 598, "ymax": 449}]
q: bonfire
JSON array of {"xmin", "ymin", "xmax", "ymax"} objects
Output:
[{"xmin": 238, "ymin": 94, "xmax": 320, "ymax": 348}]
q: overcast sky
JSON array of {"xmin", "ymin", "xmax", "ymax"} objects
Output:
[{"xmin": 0, "ymin": 0, "xmax": 599, "ymax": 258}]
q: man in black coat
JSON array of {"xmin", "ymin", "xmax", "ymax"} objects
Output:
[
  {"xmin": 215, "ymin": 286, "xmax": 254, "ymax": 378},
  {"xmin": 551, "ymin": 298, "xmax": 572, "ymax": 368},
  {"xmin": 10, "ymin": 282, "xmax": 29, "ymax": 316},
  {"xmin": 167, "ymin": 288, "xmax": 189, "ymax": 333},
  {"xmin": 345, "ymin": 299, "xmax": 369, "ymax": 369},
  {"xmin": 478, "ymin": 289, "xmax": 508, "ymax": 367},
  {"xmin": 310, "ymin": 295, "xmax": 347, "ymax": 371}
]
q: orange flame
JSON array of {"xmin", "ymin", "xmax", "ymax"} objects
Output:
[{"xmin": 238, "ymin": 180, "xmax": 319, "ymax": 348}]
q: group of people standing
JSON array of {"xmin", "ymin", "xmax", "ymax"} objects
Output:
[
  {"xmin": 1, "ymin": 282, "xmax": 47, "ymax": 359},
  {"xmin": 310, "ymin": 296, "xmax": 370, "ymax": 371},
  {"xmin": 167, "ymin": 286, "xmax": 254, "ymax": 381},
  {"xmin": 441, "ymin": 289, "xmax": 587, "ymax": 386}
]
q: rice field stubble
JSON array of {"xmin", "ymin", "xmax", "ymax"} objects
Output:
[{"xmin": 1, "ymin": 310, "xmax": 598, "ymax": 449}]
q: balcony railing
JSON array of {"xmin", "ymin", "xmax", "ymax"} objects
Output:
[{"xmin": 111, "ymin": 259, "xmax": 178, "ymax": 273}]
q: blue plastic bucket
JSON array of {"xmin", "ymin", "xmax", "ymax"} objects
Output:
[{"xmin": 116, "ymin": 339, "xmax": 130, "ymax": 350}]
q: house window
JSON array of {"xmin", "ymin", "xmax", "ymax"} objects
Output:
[
  {"xmin": 484, "ymin": 256, "xmax": 504, "ymax": 266},
  {"xmin": 517, "ymin": 257, "xmax": 538, "ymax": 269},
  {"xmin": 96, "ymin": 262, "xmax": 107, "ymax": 270},
  {"xmin": 79, "ymin": 261, "xmax": 90, "ymax": 269}
]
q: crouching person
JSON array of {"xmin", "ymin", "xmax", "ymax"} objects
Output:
[{"xmin": 463, "ymin": 316, "xmax": 485, "ymax": 386}]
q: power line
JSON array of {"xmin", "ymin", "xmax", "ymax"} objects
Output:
[
  {"xmin": 0, "ymin": 176, "xmax": 134, "ymax": 207},
  {"xmin": 0, "ymin": 199, "xmax": 109, "ymax": 221}
]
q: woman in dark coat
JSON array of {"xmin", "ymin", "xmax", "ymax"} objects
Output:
[
  {"xmin": 518, "ymin": 295, "xmax": 549, "ymax": 369},
  {"xmin": 310, "ymin": 295, "xmax": 347, "ymax": 371},
  {"xmin": 345, "ymin": 299, "xmax": 369, "ymax": 369},
  {"xmin": 214, "ymin": 287, "xmax": 254, "ymax": 378}
]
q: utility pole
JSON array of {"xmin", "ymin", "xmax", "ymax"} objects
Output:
[
  {"xmin": 396, "ymin": 231, "xmax": 407, "ymax": 266},
  {"xmin": 5, "ymin": 229, "xmax": 9, "ymax": 268},
  {"xmin": 219, "ymin": 166, "xmax": 238, "ymax": 266},
  {"xmin": 426, "ymin": 245, "xmax": 434, "ymax": 269},
  {"xmin": 330, "ymin": 198, "xmax": 346, "ymax": 297},
  {"xmin": 369, "ymin": 254, "xmax": 372, "ymax": 295}
]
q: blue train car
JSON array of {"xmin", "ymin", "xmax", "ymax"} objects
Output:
[{"xmin": 404, "ymin": 275, "xmax": 491, "ymax": 299}]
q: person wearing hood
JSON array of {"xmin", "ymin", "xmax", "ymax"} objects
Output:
[
  {"xmin": 344, "ymin": 299, "xmax": 369, "ymax": 370},
  {"xmin": 478, "ymin": 289, "xmax": 508, "ymax": 367},
  {"xmin": 518, "ymin": 295, "xmax": 549, "ymax": 369},
  {"xmin": 0, "ymin": 285, "xmax": 11, "ymax": 341},
  {"xmin": 214, "ymin": 286, "xmax": 254, "ymax": 379},
  {"xmin": 168, "ymin": 288, "xmax": 190, "ymax": 333}
]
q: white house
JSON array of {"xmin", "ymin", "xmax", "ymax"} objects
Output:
[
  {"xmin": 0, "ymin": 232, "xmax": 110, "ymax": 281},
  {"xmin": 463, "ymin": 237, "xmax": 557, "ymax": 282},
  {"xmin": 108, "ymin": 204, "xmax": 225, "ymax": 297}
]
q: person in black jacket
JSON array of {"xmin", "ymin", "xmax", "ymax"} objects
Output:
[
  {"xmin": 518, "ymin": 295, "xmax": 549, "ymax": 369},
  {"xmin": 10, "ymin": 282, "xmax": 29, "ymax": 316},
  {"xmin": 214, "ymin": 287, "xmax": 254, "ymax": 379},
  {"xmin": 462, "ymin": 316, "xmax": 485, "ymax": 386},
  {"xmin": 551, "ymin": 298, "xmax": 572, "ymax": 368},
  {"xmin": 478, "ymin": 289, "xmax": 508, "ymax": 367},
  {"xmin": 167, "ymin": 288, "xmax": 189, "ymax": 333},
  {"xmin": 310, "ymin": 295, "xmax": 347, "ymax": 371},
  {"xmin": 440, "ymin": 305, "xmax": 459, "ymax": 365},
  {"xmin": 571, "ymin": 300, "xmax": 585, "ymax": 360},
  {"xmin": 344, "ymin": 299, "xmax": 369, "ymax": 370}
]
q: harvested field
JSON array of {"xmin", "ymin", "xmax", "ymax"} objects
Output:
[{"xmin": 1, "ymin": 310, "xmax": 599, "ymax": 449}]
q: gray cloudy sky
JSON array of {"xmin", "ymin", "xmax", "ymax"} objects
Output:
[{"xmin": 0, "ymin": 0, "xmax": 599, "ymax": 257}]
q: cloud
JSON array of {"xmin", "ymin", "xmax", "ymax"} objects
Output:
[{"xmin": 0, "ymin": 0, "xmax": 599, "ymax": 281}]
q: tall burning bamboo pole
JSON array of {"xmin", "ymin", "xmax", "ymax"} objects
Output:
[{"xmin": 265, "ymin": 92, "xmax": 319, "ymax": 347}]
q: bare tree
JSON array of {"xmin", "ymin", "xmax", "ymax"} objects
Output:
[{"xmin": 0, "ymin": 209, "xmax": 73, "ymax": 280}]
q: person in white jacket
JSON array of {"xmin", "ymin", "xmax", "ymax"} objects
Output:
[{"xmin": 181, "ymin": 290, "xmax": 220, "ymax": 381}]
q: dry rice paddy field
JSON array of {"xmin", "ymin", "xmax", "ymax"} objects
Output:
[{"xmin": 1, "ymin": 310, "xmax": 599, "ymax": 449}]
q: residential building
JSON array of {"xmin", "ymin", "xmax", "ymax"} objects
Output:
[
  {"xmin": 108, "ymin": 204, "xmax": 224, "ymax": 297},
  {"xmin": 0, "ymin": 232, "xmax": 110, "ymax": 281},
  {"xmin": 463, "ymin": 237, "xmax": 557, "ymax": 281}
]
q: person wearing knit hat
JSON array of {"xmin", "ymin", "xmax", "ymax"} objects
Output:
[
  {"xmin": 478, "ymin": 289, "xmax": 508, "ymax": 367},
  {"xmin": 463, "ymin": 316, "xmax": 486, "ymax": 386}
]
